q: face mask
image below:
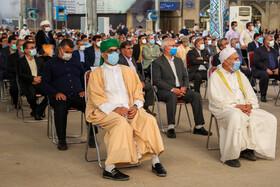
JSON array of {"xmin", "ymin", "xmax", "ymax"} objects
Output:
[
  {"xmin": 192, "ymin": 39, "xmax": 196, "ymax": 43},
  {"xmin": 230, "ymin": 61, "xmax": 241, "ymax": 72},
  {"xmin": 142, "ymin": 39, "xmax": 147, "ymax": 44},
  {"xmin": 96, "ymin": 41, "xmax": 102, "ymax": 48},
  {"xmin": 72, "ymin": 36, "xmax": 77, "ymax": 40},
  {"xmin": 184, "ymin": 43, "xmax": 189, "ymax": 47},
  {"xmin": 199, "ymin": 44, "xmax": 205, "ymax": 50},
  {"xmin": 80, "ymin": 45, "xmax": 85, "ymax": 51},
  {"xmin": 160, "ymin": 38, "xmax": 162, "ymax": 41},
  {"xmin": 169, "ymin": 47, "xmax": 177, "ymax": 56},
  {"xmin": 183, "ymin": 27, "xmax": 186, "ymax": 29},
  {"xmin": 269, "ymin": 40, "xmax": 274, "ymax": 48},
  {"xmin": 30, "ymin": 49, "xmax": 37, "ymax": 56},
  {"xmin": 62, "ymin": 29, "xmax": 65, "ymax": 32},
  {"xmin": 234, "ymin": 27, "xmax": 238, "ymax": 31},
  {"xmin": 127, "ymin": 38, "xmax": 131, "ymax": 41},
  {"xmin": 258, "ymin": 37, "xmax": 263, "ymax": 43},
  {"xmin": 20, "ymin": 46, "xmax": 24, "ymax": 53},
  {"xmin": 45, "ymin": 27, "xmax": 51, "ymax": 32},
  {"xmin": 251, "ymin": 26, "xmax": 254, "ymax": 30},
  {"xmin": 23, "ymin": 26, "xmax": 27, "ymax": 30},
  {"xmin": 149, "ymin": 39, "xmax": 155, "ymax": 45},
  {"xmin": 235, "ymin": 43, "xmax": 240, "ymax": 49},
  {"xmin": 62, "ymin": 50, "xmax": 72, "ymax": 61},
  {"xmin": 4, "ymin": 45, "xmax": 8, "ymax": 48},
  {"xmin": 258, "ymin": 23, "xmax": 261, "ymax": 28},
  {"xmin": 11, "ymin": 44, "xmax": 17, "ymax": 50},
  {"xmin": 107, "ymin": 52, "xmax": 119, "ymax": 65},
  {"xmin": 226, "ymin": 44, "xmax": 231, "ymax": 48},
  {"xmin": 207, "ymin": 41, "xmax": 212, "ymax": 46}
]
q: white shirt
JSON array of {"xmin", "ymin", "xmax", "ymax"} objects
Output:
[
  {"xmin": 164, "ymin": 55, "xmax": 180, "ymax": 87},
  {"xmin": 240, "ymin": 29, "xmax": 254, "ymax": 46},
  {"xmin": 19, "ymin": 29, "xmax": 30, "ymax": 40},
  {"xmin": 124, "ymin": 55, "xmax": 136, "ymax": 72},
  {"xmin": 196, "ymin": 49, "xmax": 207, "ymax": 71},
  {"xmin": 98, "ymin": 63, "xmax": 143, "ymax": 114},
  {"xmin": 94, "ymin": 49, "xmax": 101, "ymax": 67},
  {"xmin": 25, "ymin": 56, "xmax": 37, "ymax": 77}
]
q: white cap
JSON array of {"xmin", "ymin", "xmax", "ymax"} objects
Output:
[
  {"xmin": 219, "ymin": 47, "xmax": 237, "ymax": 63},
  {"xmin": 40, "ymin": 20, "xmax": 51, "ymax": 27}
]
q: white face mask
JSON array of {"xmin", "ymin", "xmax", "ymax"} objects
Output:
[
  {"xmin": 226, "ymin": 44, "xmax": 231, "ymax": 48},
  {"xmin": 142, "ymin": 39, "xmax": 147, "ymax": 44},
  {"xmin": 96, "ymin": 41, "xmax": 101, "ymax": 47},
  {"xmin": 199, "ymin": 44, "xmax": 205, "ymax": 50},
  {"xmin": 61, "ymin": 50, "xmax": 72, "ymax": 61},
  {"xmin": 207, "ymin": 40, "xmax": 212, "ymax": 46},
  {"xmin": 80, "ymin": 45, "xmax": 85, "ymax": 51},
  {"xmin": 45, "ymin": 27, "xmax": 51, "ymax": 32},
  {"xmin": 269, "ymin": 40, "xmax": 275, "ymax": 48}
]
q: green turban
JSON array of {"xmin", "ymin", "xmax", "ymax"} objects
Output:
[{"xmin": 99, "ymin": 38, "xmax": 119, "ymax": 66}]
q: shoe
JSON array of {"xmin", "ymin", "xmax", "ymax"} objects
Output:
[
  {"xmin": 261, "ymin": 96, "xmax": 267, "ymax": 102},
  {"xmin": 224, "ymin": 159, "xmax": 241, "ymax": 167},
  {"xmin": 193, "ymin": 127, "xmax": 212, "ymax": 136},
  {"xmin": 103, "ymin": 168, "xmax": 130, "ymax": 181},
  {"xmin": 88, "ymin": 135, "xmax": 96, "ymax": 148},
  {"xmin": 152, "ymin": 163, "xmax": 167, "ymax": 177},
  {"xmin": 166, "ymin": 129, "xmax": 176, "ymax": 138},
  {"xmin": 58, "ymin": 139, "xmax": 68, "ymax": 150},
  {"xmin": 34, "ymin": 113, "xmax": 43, "ymax": 120},
  {"xmin": 39, "ymin": 112, "xmax": 46, "ymax": 118},
  {"xmin": 146, "ymin": 108, "xmax": 157, "ymax": 117},
  {"xmin": 240, "ymin": 149, "xmax": 257, "ymax": 161}
]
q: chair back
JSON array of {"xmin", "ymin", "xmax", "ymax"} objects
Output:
[
  {"xmin": 210, "ymin": 56, "xmax": 214, "ymax": 67},
  {"xmin": 248, "ymin": 52, "xmax": 254, "ymax": 69},
  {"xmin": 207, "ymin": 67, "xmax": 217, "ymax": 80},
  {"xmin": 186, "ymin": 54, "xmax": 190, "ymax": 69},
  {"xmin": 84, "ymin": 70, "xmax": 92, "ymax": 103}
]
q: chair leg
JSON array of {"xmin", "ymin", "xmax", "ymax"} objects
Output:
[
  {"xmin": 206, "ymin": 114, "xmax": 219, "ymax": 150},
  {"xmin": 155, "ymin": 98, "xmax": 165, "ymax": 132},
  {"xmin": 175, "ymin": 104, "xmax": 182, "ymax": 128},
  {"xmin": 275, "ymin": 85, "xmax": 280, "ymax": 106},
  {"xmin": 204, "ymin": 83, "xmax": 207, "ymax": 100},
  {"xmin": 184, "ymin": 104, "xmax": 192, "ymax": 132}
]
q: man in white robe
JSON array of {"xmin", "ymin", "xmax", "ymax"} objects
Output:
[{"xmin": 208, "ymin": 47, "xmax": 277, "ymax": 167}]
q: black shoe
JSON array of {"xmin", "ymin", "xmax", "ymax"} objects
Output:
[
  {"xmin": 58, "ymin": 139, "xmax": 68, "ymax": 150},
  {"xmin": 261, "ymin": 96, "xmax": 267, "ymax": 102},
  {"xmin": 166, "ymin": 128, "xmax": 176, "ymax": 138},
  {"xmin": 224, "ymin": 159, "xmax": 241, "ymax": 167},
  {"xmin": 103, "ymin": 168, "xmax": 130, "ymax": 181},
  {"xmin": 34, "ymin": 113, "xmax": 43, "ymax": 120},
  {"xmin": 39, "ymin": 112, "xmax": 46, "ymax": 118},
  {"xmin": 193, "ymin": 127, "xmax": 212, "ymax": 136},
  {"xmin": 152, "ymin": 163, "xmax": 167, "ymax": 177},
  {"xmin": 146, "ymin": 108, "xmax": 157, "ymax": 117},
  {"xmin": 240, "ymin": 149, "xmax": 257, "ymax": 161},
  {"xmin": 88, "ymin": 135, "xmax": 96, "ymax": 148}
]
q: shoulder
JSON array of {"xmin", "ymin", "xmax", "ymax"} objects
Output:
[{"xmin": 153, "ymin": 55, "xmax": 165, "ymax": 64}]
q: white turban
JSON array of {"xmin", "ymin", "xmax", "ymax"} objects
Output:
[
  {"xmin": 219, "ymin": 47, "xmax": 237, "ymax": 63},
  {"xmin": 40, "ymin": 20, "xmax": 51, "ymax": 27}
]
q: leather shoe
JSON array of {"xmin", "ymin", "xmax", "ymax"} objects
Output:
[
  {"xmin": 103, "ymin": 168, "xmax": 130, "ymax": 181},
  {"xmin": 261, "ymin": 96, "xmax": 267, "ymax": 102},
  {"xmin": 146, "ymin": 108, "xmax": 157, "ymax": 117},
  {"xmin": 152, "ymin": 163, "xmax": 167, "ymax": 177},
  {"xmin": 58, "ymin": 139, "xmax": 67, "ymax": 150},
  {"xmin": 88, "ymin": 135, "xmax": 96, "ymax": 148},
  {"xmin": 30, "ymin": 111, "xmax": 43, "ymax": 120},
  {"xmin": 224, "ymin": 159, "xmax": 241, "ymax": 167},
  {"xmin": 166, "ymin": 128, "xmax": 176, "ymax": 138},
  {"xmin": 240, "ymin": 149, "xmax": 257, "ymax": 161},
  {"xmin": 193, "ymin": 127, "xmax": 212, "ymax": 136}
]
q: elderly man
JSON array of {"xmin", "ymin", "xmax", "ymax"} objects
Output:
[
  {"xmin": 212, "ymin": 38, "xmax": 229, "ymax": 66},
  {"xmin": 208, "ymin": 47, "xmax": 277, "ymax": 168},
  {"xmin": 175, "ymin": 36, "xmax": 190, "ymax": 67},
  {"xmin": 252, "ymin": 34, "xmax": 280, "ymax": 102},
  {"xmin": 86, "ymin": 38, "xmax": 166, "ymax": 181},
  {"xmin": 153, "ymin": 38, "xmax": 211, "ymax": 138}
]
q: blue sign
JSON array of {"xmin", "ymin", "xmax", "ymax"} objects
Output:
[
  {"xmin": 147, "ymin": 10, "xmax": 158, "ymax": 21},
  {"xmin": 184, "ymin": 0, "xmax": 195, "ymax": 9},
  {"xmin": 160, "ymin": 2, "xmax": 180, "ymax": 11},
  {"xmin": 55, "ymin": 6, "xmax": 67, "ymax": 21}
]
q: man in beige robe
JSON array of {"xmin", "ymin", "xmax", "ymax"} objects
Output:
[
  {"xmin": 208, "ymin": 47, "xmax": 277, "ymax": 167},
  {"xmin": 86, "ymin": 38, "xmax": 166, "ymax": 181}
]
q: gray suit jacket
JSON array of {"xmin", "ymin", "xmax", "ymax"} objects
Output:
[{"xmin": 152, "ymin": 55, "xmax": 189, "ymax": 91}]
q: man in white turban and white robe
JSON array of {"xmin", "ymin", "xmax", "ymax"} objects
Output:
[{"xmin": 208, "ymin": 47, "xmax": 277, "ymax": 167}]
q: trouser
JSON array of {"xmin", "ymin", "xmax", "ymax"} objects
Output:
[
  {"xmin": 241, "ymin": 49, "xmax": 249, "ymax": 65},
  {"xmin": 189, "ymin": 70, "xmax": 207, "ymax": 93},
  {"xmin": 143, "ymin": 81, "xmax": 154, "ymax": 109},
  {"xmin": 252, "ymin": 69, "xmax": 280, "ymax": 96},
  {"xmin": 9, "ymin": 81, "xmax": 18, "ymax": 106},
  {"xmin": 24, "ymin": 83, "xmax": 48, "ymax": 115},
  {"xmin": 157, "ymin": 89, "xmax": 205, "ymax": 126}
]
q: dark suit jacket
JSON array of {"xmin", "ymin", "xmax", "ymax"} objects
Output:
[
  {"xmin": 209, "ymin": 45, "xmax": 217, "ymax": 56},
  {"xmin": 274, "ymin": 42, "xmax": 280, "ymax": 55},
  {"xmin": 248, "ymin": 41, "xmax": 262, "ymax": 52},
  {"xmin": 253, "ymin": 46, "xmax": 279, "ymax": 71},
  {"xmin": 213, "ymin": 52, "xmax": 220, "ymax": 67},
  {"xmin": 17, "ymin": 56, "xmax": 44, "ymax": 85},
  {"xmin": 35, "ymin": 30, "xmax": 56, "ymax": 55},
  {"xmin": 118, "ymin": 53, "xmax": 144, "ymax": 82},
  {"xmin": 7, "ymin": 51, "xmax": 23, "ymax": 83},
  {"xmin": 73, "ymin": 50, "xmax": 87, "ymax": 70},
  {"xmin": 132, "ymin": 44, "xmax": 141, "ymax": 62},
  {"xmin": 188, "ymin": 48, "xmax": 209, "ymax": 74},
  {"xmin": 84, "ymin": 45, "xmax": 96, "ymax": 70},
  {"xmin": 152, "ymin": 55, "xmax": 189, "ymax": 91},
  {"xmin": 0, "ymin": 47, "xmax": 11, "ymax": 79}
]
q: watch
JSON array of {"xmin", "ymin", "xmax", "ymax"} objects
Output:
[{"xmin": 133, "ymin": 104, "xmax": 138, "ymax": 110}]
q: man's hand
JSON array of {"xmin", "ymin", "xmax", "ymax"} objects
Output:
[
  {"xmin": 273, "ymin": 68, "xmax": 279, "ymax": 75},
  {"xmin": 242, "ymin": 66, "xmax": 248, "ymax": 71},
  {"xmin": 32, "ymin": 81, "xmax": 38, "ymax": 85},
  {"xmin": 79, "ymin": 91, "xmax": 85, "ymax": 98},
  {"xmin": 33, "ymin": 76, "xmax": 41, "ymax": 84},
  {"xmin": 113, "ymin": 107, "xmax": 129, "ymax": 117},
  {"xmin": 235, "ymin": 104, "xmax": 252, "ymax": 116},
  {"xmin": 172, "ymin": 88, "xmax": 181, "ymax": 97},
  {"xmin": 267, "ymin": 69, "xmax": 273, "ymax": 75},
  {"xmin": 141, "ymin": 82, "xmax": 145, "ymax": 89},
  {"xmin": 241, "ymin": 45, "xmax": 247, "ymax": 49},
  {"xmin": 204, "ymin": 61, "xmax": 209, "ymax": 64},
  {"xmin": 56, "ymin": 93, "xmax": 67, "ymax": 100},
  {"xmin": 196, "ymin": 57, "xmax": 203, "ymax": 60},
  {"xmin": 127, "ymin": 106, "xmax": 137, "ymax": 119},
  {"xmin": 42, "ymin": 53, "xmax": 48, "ymax": 57},
  {"xmin": 179, "ymin": 87, "xmax": 187, "ymax": 97}
]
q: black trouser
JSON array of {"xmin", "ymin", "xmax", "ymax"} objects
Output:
[
  {"xmin": 24, "ymin": 83, "xmax": 48, "ymax": 115},
  {"xmin": 143, "ymin": 81, "xmax": 154, "ymax": 109},
  {"xmin": 157, "ymin": 89, "xmax": 205, "ymax": 126},
  {"xmin": 189, "ymin": 70, "xmax": 207, "ymax": 93},
  {"xmin": 252, "ymin": 69, "xmax": 280, "ymax": 96},
  {"xmin": 9, "ymin": 80, "xmax": 18, "ymax": 106}
]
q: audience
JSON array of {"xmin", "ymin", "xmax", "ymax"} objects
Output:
[
  {"xmin": 248, "ymin": 33, "xmax": 262, "ymax": 52},
  {"xmin": 175, "ymin": 36, "xmax": 190, "ymax": 67},
  {"xmin": 84, "ymin": 35, "xmax": 102, "ymax": 69}
]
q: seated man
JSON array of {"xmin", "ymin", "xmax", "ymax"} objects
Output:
[
  {"xmin": 42, "ymin": 39, "xmax": 95, "ymax": 150},
  {"xmin": 152, "ymin": 38, "xmax": 211, "ymax": 138},
  {"xmin": 72, "ymin": 39, "xmax": 87, "ymax": 70},
  {"xmin": 247, "ymin": 33, "xmax": 262, "ymax": 53},
  {"xmin": 17, "ymin": 41, "xmax": 48, "ymax": 120},
  {"xmin": 208, "ymin": 47, "xmax": 277, "ymax": 168},
  {"xmin": 252, "ymin": 34, "xmax": 280, "ymax": 102},
  {"xmin": 213, "ymin": 38, "xmax": 229, "ymax": 66},
  {"xmin": 188, "ymin": 38, "xmax": 210, "ymax": 93},
  {"xmin": 86, "ymin": 38, "xmax": 166, "ymax": 181},
  {"xmin": 84, "ymin": 35, "xmax": 102, "ymax": 70},
  {"xmin": 118, "ymin": 41, "xmax": 155, "ymax": 115}
]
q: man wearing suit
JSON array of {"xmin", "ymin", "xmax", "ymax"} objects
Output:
[
  {"xmin": 7, "ymin": 39, "xmax": 25, "ymax": 108},
  {"xmin": 248, "ymin": 33, "xmax": 262, "ymax": 52},
  {"xmin": 84, "ymin": 35, "xmax": 102, "ymax": 70},
  {"xmin": 188, "ymin": 38, "xmax": 210, "ymax": 93},
  {"xmin": 118, "ymin": 41, "xmax": 155, "ymax": 115},
  {"xmin": 35, "ymin": 20, "xmax": 56, "ymax": 63},
  {"xmin": 17, "ymin": 41, "xmax": 48, "ymax": 120},
  {"xmin": 152, "ymin": 38, "xmax": 211, "ymax": 138},
  {"xmin": 212, "ymin": 38, "xmax": 229, "ymax": 67},
  {"xmin": 132, "ymin": 35, "xmax": 146, "ymax": 73},
  {"xmin": 252, "ymin": 35, "xmax": 280, "ymax": 102},
  {"xmin": 72, "ymin": 40, "xmax": 87, "ymax": 70},
  {"xmin": 273, "ymin": 34, "xmax": 280, "ymax": 55},
  {"xmin": 204, "ymin": 36, "xmax": 216, "ymax": 56}
]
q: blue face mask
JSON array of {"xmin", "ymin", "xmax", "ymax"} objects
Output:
[
  {"xmin": 170, "ymin": 47, "xmax": 177, "ymax": 56},
  {"xmin": 30, "ymin": 49, "xmax": 37, "ymax": 56},
  {"xmin": 235, "ymin": 43, "xmax": 240, "ymax": 49},
  {"xmin": 11, "ymin": 44, "xmax": 17, "ymax": 50},
  {"xmin": 107, "ymin": 52, "xmax": 119, "ymax": 66},
  {"xmin": 4, "ymin": 45, "xmax": 8, "ymax": 48},
  {"xmin": 258, "ymin": 37, "xmax": 263, "ymax": 43},
  {"xmin": 62, "ymin": 29, "xmax": 66, "ymax": 32},
  {"xmin": 149, "ymin": 39, "xmax": 155, "ymax": 45},
  {"xmin": 20, "ymin": 46, "xmax": 24, "ymax": 53},
  {"xmin": 84, "ymin": 42, "xmax": 89, "ymax": 45},
  {"xmin": 72, "ymin": 36, "xmax": 77, "ymax": 40},
  {"xmin": 230, "ymin": 61, "xmax": 241, "ymax": 72}
]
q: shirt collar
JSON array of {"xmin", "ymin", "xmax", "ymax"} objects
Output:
[
  {"xmin": 103, "ymin": 62, "xmax": 120, "ymax": 70},
  {"xmin": 163, "ymin": 54, "xmax": 174, "ymax": 62}
]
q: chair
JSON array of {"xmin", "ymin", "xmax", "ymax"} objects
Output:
[
  {"xmin": 150, "ymin": 63, "xmax": 192, "ymax": 133},
  {"xmin": 84, "ymin": 69, "xmax": 140, "ymax": 169},
  {"xmin": 206, "ymin": 67, "xmax": 220, "ymax": 150},
  {"xmin": 0, "ymin": 79, "xmax": 10, "ymax": 102}
]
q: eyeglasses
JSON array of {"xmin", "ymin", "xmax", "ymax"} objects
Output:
[{"xmin": 106, "ymin": 49, "xmax": 120, "ymax": 54}]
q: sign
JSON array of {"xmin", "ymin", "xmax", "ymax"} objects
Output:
[
  {"xmin": 160, "ymin": 2, "xmax": 180, "ymax": 11},
  {"xmin": 53, "ymin": 0, "xmax": 86, "ymax": 14},
  {"xmin": 147, "ymin": 10, "xmax": 158, "ymax": 21},
  {"xmin": 54, "ymin": 6, "xmax": 67, "ymax": 21},
  {"xmin": 184, "ymin": 0, "xmax": 195, "ymax": 9},
  {"xmin": 26, "ymin": 8, "xmax": 38, "ymax": 20}
]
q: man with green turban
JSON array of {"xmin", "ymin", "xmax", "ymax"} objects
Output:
[{"xmin": 86, "ymin": 38, "xmax": 166, "ymax": 181}]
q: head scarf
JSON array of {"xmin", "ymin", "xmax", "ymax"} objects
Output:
[
  {"xmin": 99, "ymin": 38, "xmax": 119, "ymax": 65},
  {"xmin": 40, "ymin": 20, "xmax": 51, "ymax": 27},
  {"xmin": 219, "ymin": 47, "xmax": 237, "ymax": 64}
]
